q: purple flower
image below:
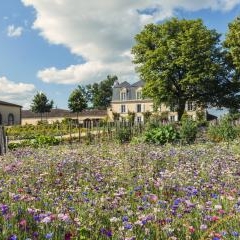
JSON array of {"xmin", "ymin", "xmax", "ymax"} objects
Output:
[
  {"xmin": 45, "ymin": 233, "xmax": 53, "ymax": 239},
  {"xmin": 100, "ymin": 228, "xmax": 112, "ymax": 237},
  {"xmin": 124, "ymin": 223, "xmax": 132, "ymax": 230},
  {"xmin": 1, "ymin": 204, "xmax": 9, "ymax": 215},
  {"xmin": 211, "ymin": 193, "xmax": 218, "ymax": 199},
  {"xmin": 122, "ymin": 216, "xmax": 128, "ymax": 222},
  {"xmin": 232, "ymin": 231, "xmax": 239, "ymax": 237},
  {"xmin": 8, "ymin": 235, "xmax": 17, "ymax": 240}
]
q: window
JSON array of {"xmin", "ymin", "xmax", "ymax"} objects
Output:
[
  {"xmin": 136, "ymin": 104, "xmax": 141, "ymax": 113},
  {"xmin": 0, "ymin": 113, "xmax": 2, "ymax": 125},
  {"xmin": 187, "ymin": 101, "xmax": 195, "ymax": 111},
  {"xmin": 170, "ymin": 115, "xmax": 175, "ymax": 122},
  {"xmin": 8, "ymin": 113, "xmax": 14, "ymax": 125},
  {"xmin": 120, "ymin": 92, "xmax": 126, "ymax": 101},
  {"xmin": 137, "ymin": 116, "xmax": 142, "ymax": 123},
  {"xmin": 136, "ymin": 90, "xmax": 142, "ymax": 100},
  {"xmin": 121, "ymin": 105, "xmax": 126, "ymax": 113}
]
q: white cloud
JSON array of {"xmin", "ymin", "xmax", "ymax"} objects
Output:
[
  {"xmin": 7, "ymin": 24, "xmax": 23, "ymax": 37},
  {"xmin": 0, "ymin": 76, "xmax": 36, "ymax": 109},
  {"xmin": 21, "ymin": 0, "xmax": 240, "ymax": 85}
]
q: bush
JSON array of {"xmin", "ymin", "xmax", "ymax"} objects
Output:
[
  {"xmin": 144, "ymin": 124, "xmax": 179, "ymax": 145},
  {"xmin": 8, "ymin": 135, "xmax": 60, "ymax": 150},
  {"xmin": 179, "ymin": 119, "xmax": 198, "ymax": 144},
  {"xmin": 116, "ymin": 127, "xmax": 132, "ymax": 143},
  {"xmin": 207, "ymin": 117, "xmax": 238, "ymax": 143}
]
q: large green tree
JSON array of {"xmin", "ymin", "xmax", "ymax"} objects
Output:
[
  {"xmin": 31, "ymin": 92, "xmax": 54, "ymax": 121},
  {"xmin": 68, "ymin": 86, "xmax": 88, "ymax": 121},
  {"xmin": 223, "ymin": 16, "xmax": 240, "ymax": 111},
  {"xmin": 224, "ymin": 17, "xmax": 240, "ymax": 71},
  {"xmin": 132, "ymin": 18, "xmax": 239, "ymax": 121},
  {"xmin": 86, "ymin": 75, "xmax": 117, "ymax": 109}
]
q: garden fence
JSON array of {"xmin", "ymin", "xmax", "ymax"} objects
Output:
[{"xmin": 0, "ymin": 126, "xmax": 7, "ymax": 155}]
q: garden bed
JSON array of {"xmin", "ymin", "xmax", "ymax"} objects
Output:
[{"xmin": 0, "ymin": 141, "xmax": 240, "ymax": 239}]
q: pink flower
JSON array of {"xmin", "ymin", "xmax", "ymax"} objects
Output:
[
  {"xmin": 189, "ymin": 226, "xmax": 195, "ymax": 233},
  {"xmin": 41, "ymin": 216, "xmax": 51, "ymax": 223},
  {"xmin": 149, "ymin": 194, "xmax": 158, "ymax": 203}
]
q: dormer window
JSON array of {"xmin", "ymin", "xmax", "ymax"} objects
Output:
[
  {"xmin": 120, "ymin": 88, "xmax": 127, "ymax": 101},
  {"xmin": 136, "ymin": 89, "xmax": 142, "ymax": 100}
]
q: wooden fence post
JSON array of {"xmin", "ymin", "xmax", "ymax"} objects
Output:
[{"xmin": 0, "ymin": 126, "xmax": 7, "ymax": 155}]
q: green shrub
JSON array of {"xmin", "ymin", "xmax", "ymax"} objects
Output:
[
  {"xmin": 179, "ymin": 119, "xmax": 198, "ymax": 144},
  {"xmin": 207, "ymin": 117, "xmax": 238, "ymax": 143},
  {"xmin": 32, "ymin": 135, "xmax": 60, "ymax": 147},
  {"xmin": 8, "ymin": 135, "xmax": 61, "ymax": 150},
  {"xmin": 116, "ymin": 127, "xmax": 132, "ymax": 143},
  {"xmin": 144, "ymin": 124, "xmax": 179, "ymax": 145}
]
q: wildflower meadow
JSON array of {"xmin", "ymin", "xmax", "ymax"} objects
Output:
[{"xmin": 0, "ymin": 141, "xmax": 240, "ymax": 239}]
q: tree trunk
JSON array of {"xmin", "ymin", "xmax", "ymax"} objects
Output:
[{"xmin": 177, "ymin": 99, "xmax": 186, "ymax": 121}]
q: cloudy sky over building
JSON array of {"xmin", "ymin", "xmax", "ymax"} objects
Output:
[{"xmin": 0, "ymin": 0, "xmax": 240, "ymax": 109}]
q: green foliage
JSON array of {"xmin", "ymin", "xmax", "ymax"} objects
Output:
[
  {"xmin": 224, "ymin": 17, "xmax": 240, "ymax": 72},
  {"xmin": 86, "ymin": 75, "xmax": 117, "ymax": 109},
  {"xmin": 8, "ymin": 135, "xmax": 60, "ymax": 150},
  {"xmin": 127, "ymin": 111, "xmax": 136, "ymax": 124},
  {"xmin": 207, "ymin": 117, "xmax": 238, "ymax": 142},
  {"xmin": 6, "ymin": 122, "xmax": 79, "ymax": 140},
  {"xmin": 132, "ymin": 18, "xmax": 239, "ymax": 121},
  {"xmin": 142, "ymin": 111, "xmax": 152, "ymax": 123},
  {"xmin": 112, "ymin": 112, "xmax": 120, "ymax": 121},
  {"xmin": 179, "ymin": 119, "xmax": 198, "ymax": 144},
  {"xmin": 31, "ymin": 135, "xmax": 60, "ymax": 147},
  {"xmin": 31, "ymin": 92, "xmax": 54, "ymax": 120},
  {"xmin": 115, "ymin": 127, "xmax": 132, "ymax": 143},
  {"xmin": 144, "ymin": 124, "xmax": 179, "ymax": 145},
  {"xmin": 68, "ymin": 86, "xmax": 88, "ymax": 114}
]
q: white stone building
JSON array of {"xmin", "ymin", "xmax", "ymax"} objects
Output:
[{"xmin": 0, "ymin": 100, "xmax": 22, "ymax": 125}]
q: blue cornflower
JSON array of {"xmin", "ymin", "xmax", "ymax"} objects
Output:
[
  {"xmin": 211, "ymin": 193, "xmax": 218, "ymax": 199},
  {"xmin": 212, "ymin": 237, "xmax": 220, "ymax": 240},
  {"xmin": 9, "ymin": 235, "xmax": 17, "ymax": 240},
  {"xmin": 232, "ymin": 231, "xmax": 239, "ymax": 237},
  {"xmin": 173, "ymin": 198, "xmax": 181, "ymax": 205},
  {"xmin": 122, "ymin": 216, "xmax": 128, "ymax": 222},
  {"xmin": 124, "ymin": 223, "xmax": 132, "ymax": 230},
  {"xmin": 45, "ymin": 233, "xmax": 53, "ymax": 239}
]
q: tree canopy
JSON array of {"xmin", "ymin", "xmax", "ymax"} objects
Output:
[
  {"xmin": 86, "ymin": 75, "xmax": 117, "ymax": 109},
  {"xmin": 132, "ymin": 18, "xmax": 240, "ymax": 120},
  {"xmin": 68, "ymin": 86, "xmax": 88, "ymax": 118},
  {"xmin": 224, "ymin": 17, "xmax": 240, "ymax": 72},
  {"xmin": 31, "ymin": 92, "xmax": 54, "ymax": 120}
]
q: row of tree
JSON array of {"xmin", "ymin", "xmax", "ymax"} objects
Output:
[{"xmin": 30, "ymin": 75, "xmax": 117, "ymax": 119}]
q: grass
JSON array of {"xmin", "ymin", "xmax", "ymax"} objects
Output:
[{"xmin": 0, "ymin": 141, "xmax": 240, "ymax": 239}]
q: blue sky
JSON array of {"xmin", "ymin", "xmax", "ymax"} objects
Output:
[{"xmin": 0, "ymin": 0, "xmax": 240, "ymax": 113}]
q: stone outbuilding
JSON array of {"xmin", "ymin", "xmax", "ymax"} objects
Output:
[{"xmin": 0, "ymin": 100, "xmax": 22, "ymax": 126}]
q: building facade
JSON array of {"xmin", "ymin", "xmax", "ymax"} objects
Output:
[
  {"xmin": 0, "ymin": 100, "xmax": 22, "ymax": 125},
  {"xmin": 108, "ymin": 80, "xmax": 206, "ymax": 122},
  {"xmin": 22, "ymin": 109, "xmax": 107, "ymax": 127}
]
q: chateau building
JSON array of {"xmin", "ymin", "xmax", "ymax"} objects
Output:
[{"xmin": 108, "ymin": 80, "xmax": 205, "ymax": 122}]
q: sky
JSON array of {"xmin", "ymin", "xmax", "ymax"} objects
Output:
[{"xmin": 0, "ymin": 0, "xmax": 240, "ymax": 112}]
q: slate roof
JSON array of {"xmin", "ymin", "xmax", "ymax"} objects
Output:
[
  {"xmin": 113, "ymin": 80, "xmax": 144, "ymax": 88},
  {"xmin": 131, "ymin": 80, "xmax": 144, "ymax": 87},
  {"xmin": 114, "ymin": 81, "xmax": 131, "ymax": 88},
  {"xmin": 0, "ymin": 100, "xmax": 22, "ymax": 108}
]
